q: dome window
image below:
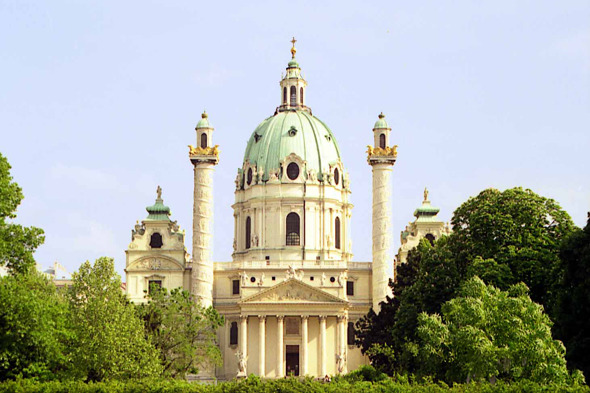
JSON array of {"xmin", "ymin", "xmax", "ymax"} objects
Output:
[
  {"xmin": 335, "ymin": 217, "xmax": 341, "ymax": 249},
  {"xmin": 288, "ymin": 126, "xmax": 297, "ymax": 137},
  {"xmin": 250, "ymin": 276, "xmax": 256, "ymax": 283},
  {"xmin": 200, "ymin": 133, "xmax": 208, "ymax": 148},
  {"xmin": 245, "ymin": 217, "xmax": 252, "ymax": 249},
  {"xmin": 290, "ymin": 86, "xmax": 296, "ymax": 106},
  {"xmin": 325, "ymin": 135, "xmax": 331, "ymax": 142},
  {"xmin": 247, "ymin": 168, "xmax": 253, "ymax": 185},
  {"xmin": 283, "ymin": 87, "xmax": 287, "ymax": 104},
  {"xmin": 150, "ymin": 232, "xmax": 163, "ymax": 249},
  {"xmin": 379, "ymin": 133, "xmax": 386, "ymax": 149},
  {"xmin": 286, "ymin": 162, "xmax": 299, "ymax": 180},
  {"xmin": 286, "ymin": 212, "xmax": 300, "ymax": 246},
  {"xmin": 300, "ymin": 87, "xmax": 304, "ymax": 105},
  {"xmin": 334, "ymin": 168, "xmax": 340, "ymax": 185},
  {"xmin": 254, "ymin": 132, "xmax": 262, "ymax": 143}
]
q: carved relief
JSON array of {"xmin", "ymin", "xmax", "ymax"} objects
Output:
[{"xmin": 129, "ymin": 257, "xmax": 181, "ymax": 271}]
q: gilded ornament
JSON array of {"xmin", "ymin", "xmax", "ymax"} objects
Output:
[
  {"xmin": 366, "ymin": 145, "xmax": 398, "ymax": 158},
  {"xmin": 188, "ymin": 144, "xmax": 220, "ymax": 157}
]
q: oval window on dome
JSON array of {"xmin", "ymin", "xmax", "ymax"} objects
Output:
[
  {"xmin": 334, "ymin": 168, "xmax": 340, "ymax": 185},
  {"xmin": 247, "ymin": 168, "xmax": 253, "ymax": 185},
  {"xmin": 287, "ymin": 162, "xmax": 299, "ymax": 180}
]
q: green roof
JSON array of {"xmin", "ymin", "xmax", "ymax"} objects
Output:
[
  {"xmin": 196, "ymin": 111, "xmax": 212, "ymax": 129},
  {"xmin": 288, "ymin": 58, "xmax": 300, "ymax": 68},
  {"xmin": 243, "ymin": 110, "xmax": 341, "ymax": 182},
  {"xmin": 373, "ymin": 112, "xmax": 390, "ymax": 129},
  {"xmin": 413, "ymin": 200, "xmax": 441, "ymax": 223},
  {"xmin": 146, "ymin": 198, "xmax": 171, "ymax": 221}
]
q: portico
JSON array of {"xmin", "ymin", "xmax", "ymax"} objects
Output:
[
  {"xmin": 234, "ymin": 313, "xmax": 348, "ymax": 378},
  {"xmin": 216, "ymin": 277, "xmax": 356, "ymax": 378}
]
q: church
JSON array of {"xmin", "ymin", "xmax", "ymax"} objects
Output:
[{"xmin": 123, "ymin": 39, "xmax": 447, "ymax": 380}]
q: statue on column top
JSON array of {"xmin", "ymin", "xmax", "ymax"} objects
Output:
[
  {"xmin": 157, "ymin": 185, "xmax": 162, "ymax": 199},
  {"xmin": 424, "ymin": 187, "xmax": 429, "ymax": 201}
]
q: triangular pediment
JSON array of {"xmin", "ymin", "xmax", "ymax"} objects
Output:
[{"xmin": 239, "ymin": 278, "xmax": 346, "ymax": 304}]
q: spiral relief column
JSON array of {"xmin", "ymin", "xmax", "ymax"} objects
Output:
[
  {"xmin": 189, "ymin": 112, "xmax": 219, "ymax": 308},
  {"xmin": 367, "ymin": 113, "xmax": 397, "ymax": 313}
]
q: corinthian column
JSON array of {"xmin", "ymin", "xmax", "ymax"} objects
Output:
[
  {"xmin": 319, "ymin": 315, "xmax": 327, "ymax": 377},
  {"xmin": 258, "ymin": 316, "xmax": 266, "ymax": 376},
  {"xmin": 277, "ymin": 316, "xmax": 284, "ymax": 377},
  {"xmin": 301, "ymin": 316, "xmax": 308, "ymax": 376}
]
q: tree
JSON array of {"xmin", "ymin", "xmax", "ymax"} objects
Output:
[
  {"xmin": 139, "ymin": 286, "xmax": 224, "ymax": 379},
  {"xmin": 451, "ymin": 187, "xmax": 575, "ymax": 308},
  {"xmin": 0, "ymin": 272, "xmax": 74, "ymax": 381},
  {"xmin": 417, "ymin": 277, "xmax": 584, "ymax": 385},
  {"xmin": 68, "ymin": 257, "xmax": 162, "ymax": 381},
  {"xmin": 355, "ymin": 187, "xmax": 576, "ymax": 376},
  {"xmin": 0, "ymin": 152, "xmax": 44, "ymax": 274},
  {"xmin": 554, "ymin": 213, "xmax": 590, "ymax": 381}
]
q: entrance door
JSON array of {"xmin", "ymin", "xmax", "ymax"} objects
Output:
[{"xmin": 285, "ymin": 345, "xmax": 300, "ymax": 376}]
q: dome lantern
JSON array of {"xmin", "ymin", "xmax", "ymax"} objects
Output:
[{"xmin": 279, "ymin": 37, "xmax": 308, "ymax": 113}]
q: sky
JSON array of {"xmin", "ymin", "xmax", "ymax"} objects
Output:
[{"xmin": 1, "ymin": 1, "xmax": 589, "ymax": 278}]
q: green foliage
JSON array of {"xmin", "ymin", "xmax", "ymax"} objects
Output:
[
  {"xmin": 0, "ymin": 152, "xmax": 45, "ymax": 274},
  {"xmin": 0, "ymin": 272, "xmax": 74, "ymax": 381},
  {"xmin": 356, "ymin": 187, "xmax": 578, "ymax": 378},
  {"xmin": 0, "ymin": 377, "xmax": 588, "ymax": 393},
  {"xmin": 451, "ymin": 187, "xmax": 574, "ymax": 308},
  {"xmin": 67, "ymin": 257, "xmax": 162, "ymax": 381},
  {"xmin": 343, "ymin": 365, "xmax": 388, "ymax": 383},
  {"xmin": 554, "ymin": 214, "xmax": 590, "ymax": 381},
  {"xmin": 138, "ymin": 286, "xmax": 224, "ymax": 378},
  {"xmin": 417, "ymin": 277, "xmax": 582, "ymax": 385}
]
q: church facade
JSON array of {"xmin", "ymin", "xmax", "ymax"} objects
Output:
[{"xmin": 124, "ymin": 41, "xmax": 424, "ymax": 380}]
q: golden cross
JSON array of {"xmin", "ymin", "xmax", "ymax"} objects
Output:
[{"xmin": 290, "ymin": 37, "xmax": 297, "ymax": 58}]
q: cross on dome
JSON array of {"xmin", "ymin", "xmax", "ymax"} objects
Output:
[{"xmin": 290, "ymin": 37, "xmax": 297, "ymax": 58}]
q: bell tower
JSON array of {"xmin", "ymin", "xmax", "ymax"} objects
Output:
[
  {"xmin": 367, "ymin": 113, "xmax": 397, "ymax": 313},
  {"xmin": 189, "ymin": 111, "xmax": 219, "ymax": 307}
]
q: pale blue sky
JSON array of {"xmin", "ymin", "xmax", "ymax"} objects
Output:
[{"xmin": 1, "ymin": 1, "xmax": 589, "ymax": 277}]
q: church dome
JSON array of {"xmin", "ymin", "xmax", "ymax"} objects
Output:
[{"xmin": 243, "ymin": 110, "xmax": 341, "ymax": 182}]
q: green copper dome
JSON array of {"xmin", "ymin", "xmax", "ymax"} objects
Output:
[
  {"xmin": 196, "ymin": 111, "xmax": 211, "ymax": 129},
  {"xmin": 243, "ymin": 110, "xmax": 341, "ymax": 182},
  {"xmin": 373, "ymin": 112, "xmax": 389, "ymax": 129},
  {"xmin": 145, "ymin": 198, "xmax": 171, "ymax": 221}
]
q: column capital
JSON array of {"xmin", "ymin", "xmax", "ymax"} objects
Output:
[
  {"xmin": 277, "ymin": 315, "xmax": 285, "ymax": 322},
  {"xmin": 337, "ymin": 315, "xmax": 347, "ymax": 323},
  {"xmin": 319, "ymin": 315, "xmax": 327, "ymax": 322},
  {"xmin": 239, "ymin": 315, "xmax": 248, "ymax": 323},
  {"xmin": 258, "ymin": 315, "xmax": 266, "ymax": 322},
  {"xmin": 301, "ymin": 315, "xmax": 309, "ymax": 321}
]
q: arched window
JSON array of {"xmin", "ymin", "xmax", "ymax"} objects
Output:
[
  {"xmin": 230, "ymin": 322, "xmax": 238, "ymax": 346},
  {"xmin": 290, "ymin": 86, "xmax": 296, "ymax": 106},
  {"xmin": 245, "ymin": 217, "xmax": 251, "ymax": 249},
  {"xmin": 335, "ymin": 217, "xmax": 341, "ymax": 249},
  {"xmin": 286, "ymin": 213, "xmax": 300, "ymax": 246},
  {"xmin": 425, "ymin": 233, "xmax": 435, "ymax": 246},
  {"xmin": 283, "ymin": 87, "xmax": 287, "ymax": 104},
  {"xmin": 300, "ymin": 87, "xmax": 304, "ymax": 104},
  {"xmin": 334, "ymin": 168, "xmax": 340, "ymax": 185},
  {"xmin": 200, "ymin": 133, "xmax": 208, "ymax": 149},
  {"xmin": 379, "ymin": 133, "xmax": 386, "ymax": 149},
  {"xmin": 150, "ymin": 232, "xmax": 163, "ymax": 248}
]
